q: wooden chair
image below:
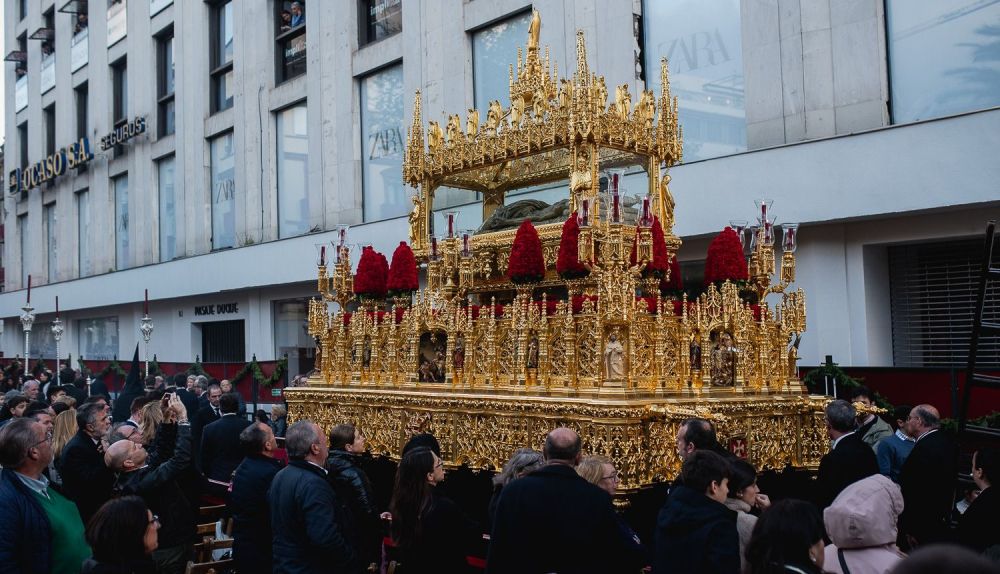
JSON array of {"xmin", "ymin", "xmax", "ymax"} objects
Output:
[
  {"xmin": 198, "ymin": 504, "xmax": 226, "ymax": 523},
  {"xmin": 193, "ymin": 538, "xmax": 233, "ymax": 563},
  {"xmin": 183, "ymin": 558, "xmax": 233, "ymax": 574},
  {"xmin": 196, "ymin": 522, "xmax": 217, "ymax": 538}
]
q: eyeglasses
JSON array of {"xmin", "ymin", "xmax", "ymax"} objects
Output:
[
  {"xmin": 602, "ymin": 472, "xmax": 620, "ymax": 482},
  {"xmin": 149, "ymin": 515, "xmax": 160, "ymax": 526},
  {"xmin": 31, "ymin": 432, "xmax": 53, "ymax": 449},
  {"xmin": 434, "ymin": 460, "xmax": 444, "ymax": 469}
]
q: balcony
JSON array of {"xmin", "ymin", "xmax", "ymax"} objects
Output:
[
  {"xmin": 71, "ymin": 28, "xmax": 88, "ymax": 71},
  {"xmin": 40, "ymin": 54, "xmax": 55, "ymax": 93},
  {"xmin": 15, "ymin": 75, "xmax": 27, "ymax": 112}
]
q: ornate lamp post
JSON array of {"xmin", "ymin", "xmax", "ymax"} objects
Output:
[
  {"xmin": 140, "ymin": 289, "xmax": 154, "ymax": 376},
  {"xmin": 21, "ymin": 275, "xmax": 34, "ymax": 364}
]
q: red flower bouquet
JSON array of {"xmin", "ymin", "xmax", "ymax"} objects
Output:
[
  {"xmin": 556, "ymin": 212, "xmax": 589, "ymax": 279},
  {"xmin": 703, "ymin": 227, "xmax": 749, "ymax": 286},
  {"xmin": 387, "ymin": 241, "xmax": 419, "ymax": 295},
  {"xmin": 354, "ymin": 246, "xmax": 388, "ymax": 299},
  {"xmin": 507, "ymin": 220, "xmax": 545, "ymax": 284}
]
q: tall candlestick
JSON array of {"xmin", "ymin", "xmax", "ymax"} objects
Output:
[
  {"xmin": 144, "ymin": 289, "xmax": 149, "ymax": 315},
  {"xmin": 447, "ymin": 213, "xmax": 456, "ymax": 238},
  {"xmin": 320, "ymin": 245, "xmax": 326, "ymax": 266},
  {"xmin": 431, "ymin": 237, "xmax": 438, "ymax": 259}
]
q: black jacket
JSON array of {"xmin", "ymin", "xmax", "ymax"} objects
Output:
[
  {"xmin": 200, "ymin": 414, "xmax": 251, "ymax": 483},
  {"xmin": 79, "ymin": 558, "xmax": 157, "ymax": 574},
  {"xmin": 170, "ymin": 388, "xmax": 200, "ymax": 420},
  {"xmin": 58, "ymin": 430, "xmax": 115, "ymax": 523},
  {"xmin": 898, "ymin": 429, "xmax": 957, "ymax": 546},
  {"xmin": 191, "ymin": 405, "xmax": 220, "ymax": 466},
  {"xmin": 0, "ymin": 469, "xmax": 52, "ymax": 574},
  {"xmin": 326, "ymin": 450, "xmax": 380, "ymax": 567},
  {"xmin": 112, "ymin": 377, "xmax": 144, "ymax": 424},
  {"xmin": 956, "ymin": 485, "xmax": 1000, "ymax": 552},
  {"xmin": 488, "ymin": 463, "xmax": 641, "ymax": 574},
  {"xmin": 269, "ymin": 460, "xmax": 358, "ymax": 574},
  {"xmin": 114, "ymin": 423, "xmax": 197, "ymax": 548},
  {"xmin": 392, "ymin": 490, "xmax": 478, "ymax": 574},
  {"xmin": 228, "ymin": 455, "xmax": 284, "ymax": 574},
  {"xmin": 814, "ymin": 431, "xmax": 879, "ymax": 509},
  {"xmin": 653, "ymin": 485, "xmax": 739, "ymax": 574}
]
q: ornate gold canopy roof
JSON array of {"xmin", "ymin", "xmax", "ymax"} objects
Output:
[{"xmin": 403, "ymin": 11, "xmax": 684, "ymax": 252}]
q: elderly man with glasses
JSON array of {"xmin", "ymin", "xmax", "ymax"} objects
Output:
[
  {"xmin": 0, "ymin": 418, "xmax": 92, "ymax": 574},
  {"xmin": 105, "ymin": 393, "xmax": 195, "ymax": 574}
]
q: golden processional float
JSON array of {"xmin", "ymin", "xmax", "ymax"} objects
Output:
[{"xmin": 287, "ymin": 11, "xmax": 827, "ymax": 494}]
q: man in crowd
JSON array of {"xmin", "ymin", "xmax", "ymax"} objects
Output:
[
  {"xmin": 192, "ymin": 383, "xmax": 223, "ymax": 464},
  {"xmin": 195, "ymin": 376, "xmax": 211, "ymax": 410},
  {"xmin": 200, "ymin": 392, "xmax": 251, "ymax": 499},
  {"xmin": 59, "ymin": 400, "xmax": 115, "ymax": 523},
  {"xmin": 0, "ymin": 418, "xmax": 92, "ymax": 573},
  {"xmin": 21, "ymin": 380, "xmax": 39, "ymax": 402},
  {"xmin": 105, "ymin": 393, "xmax": 196, "ymax": 574},
  {"xmin": 815, "ymin": 399, "xmax": 878, "ymax": 509},
  {"xmin": 676, "ymin": 417, "xmax": 730, "ymax": 462},
  {"xmin": 956, "ymin": 448, "xmax": 1000, "ymax": 553},
  {"xmin": 24, "ymin": 403, "xmax": 55, "ymax": 435},
  {"xmin": 654, "ymin": 450, "xmax": 739, "ymax": 574},
  {"xmin": 219, "ymin": 379, "xmax": 246, "ymax": 414},
  {"xmin": 489, "ymin": 427, "xmax": 643, "ymax": 573},
  {"xmin": 123, "ymin": 395, "xmax": 155, "ymax": 429},
  {"xmin": 327, "ymin": 423, "xmax": 379, "ymax": 570},
  {"xmin": 270, "ymin": 420, "xmax": 357, "ymax": 573},
  {"xmin": 876, "ymin": 404, "xmax": 915, "ymax": 483},
  {"xmin": 853, "ymin": 386, "xmax": 893, "ymax": 449},
  {"xmin": 229, "ymin": 422, "xmax": 283, "ymax": 574},
  {"xmin": 169, "ymin": 373, "xmax": 200, "ymax": 416},
  {"xmin": 898, "ymin": 403, "xmax": 956, "ymax": 548}
]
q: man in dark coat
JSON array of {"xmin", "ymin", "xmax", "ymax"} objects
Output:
[
  {"xmin": 269, "ymin": 420, "xmax": 358, "ymax": 574},
  {"xmin": 192, "ymin": 384, "xmax": 222, "ymax": 451},
  {"xmin": 58, "ymin": 400, "xmax": 114, "ymax": 523},
  {"xmin": 327, "ymin": 423, "xmax": 380, "ymax": 570},
  {"xmin": 168, "ymin": 373, "xmax": 200, "ymax": 417},
  {"xmin": 654, "ymin": 450, "xmax": 740, "ymax": 574},
  {"xmin": 105, "ymin": 394, "xmax": 196, "ymax": 574},
  {"xmin": 957, "ymin": 447, "xmax": 1000, "ymax": 553},
  {"xmin": 229, "ymin": 422, "xmax": 283, "ymax": 574},
  {"xmin": 200, "ymin": 392, "xmax": 251, "ymax": 499},
  {"xmin": 0, "ymin": 418, "xmax": 91, "ymax": 574},
  {"xmin": 898, "ymin": 404, "xmax": 957, "ymax": 548},
  {"xmin": 111, "ymin": 345, "xmax": 144, "ymax": 424},
  {"xmin": 815, "ymin": 399, "xmax": 879, "ymax": 509},
  {"xmin": 488, "ymin": 427, "xmax": 644, "ymax": 573}
]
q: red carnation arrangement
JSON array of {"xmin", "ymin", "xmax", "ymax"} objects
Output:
[
  {"xmin": 387, "ymin": 241, "xmax": 419, "ymax": 295},
  {"xmin": 354, "ymin": 246, "xmax": 388, "ymax": 299},
  {"xmin": 556, "ymin": 212, "xmax": 589, "ymax": 279},
  {"xmin": 507, "ymin": 220, "xmax": 545, "ymax": 284},
  {"xmin": 629, "ymin": 216, "xmax": 670, "ymax": 278},
  {"xmin": 703, "ymin": 227, "xmax": 749, "ymax": 286}
]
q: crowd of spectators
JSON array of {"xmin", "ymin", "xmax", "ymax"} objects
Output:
[{"xmin": 0, "ymin": 368, "xmax": 998, "ymax": 573}]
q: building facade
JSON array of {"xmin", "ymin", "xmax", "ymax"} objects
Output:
[{"xmin": 2, "ymin": 0, "xmax": 999, "ymax": 375}]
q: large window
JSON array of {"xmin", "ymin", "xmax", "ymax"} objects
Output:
[
  {"xmin": 113, "ymin": 174, "xmax": 129, "ymax": 270},
  {"xmin": 360, "ymin": 65, "xmax": 405, "ymax": 221},
  {"xmin": 276, "ymin": 1, "xmax": 306, "ymax": 82},
  {"xmin": 273, "ymin": 298, "xmax": 315, "ymax": 381},
  {"xmin": 18, "ymin": 215, "xmax": 28, "ymax": 288},
  {"xmin": 472, "ymin": 11, "xmax": 532, "ymax": 117},
  {"xmin": 75, "ymin": 84, "xmax": 88, "ymax": 140},
  {"xmin": 18, "ymin": 123, "xmax": 28, "ymax": 171},
  {"xmin": 112, "ymin": 59, "xmax": 128, "ymax": 126},
  {"xmin": 277, "ymin": 104, "xmax": 309, "ymax": 238},
  {"xmin": 886, "ymin": 0, "xmax": 1000, "ymax": 124},
  {"xmin": 644, "ymin": 0, "xmax": 745, "ymax": 162},
  {"xmin": 78, "ymin": 316, "xmax": 119, "ymax": 360},
  {"xmin": 44, "ymin": 105, "xmax": 56, "ymax": 157},
  {"xmin": 107, "ymin": 0, "xmax": 126, "ymax": 47},
  {"xmin": 210, "ymin": 133, "xmax": 236, "ymax": 249},
  {"xmin": 890, "ymin": 238, "xmax": 1000, "ymax": 367},
  {"xmin": 77, "ymin": 190, "xmax": 91, "ymax": 277},
  {"xmin": 360, "ymin": 0, "xmax": 401, "ymax": 45},
  {"xmin": 29, "ymin": 322, "xmax": 56, "ymax": 360},
  {"xmin": 211, "ymin": 1, "xmax": 234, "ymax": 112},
  {"xmin": 158, "ymin": 157, "xmax": 177, "ymax": 261},
  {"xmin": 45, "ymin": 204, "xmax": 57, "ymax": 283},
  {"xmin": 157, "ymin": 31, "xmax": 176, "ymax": 136}
]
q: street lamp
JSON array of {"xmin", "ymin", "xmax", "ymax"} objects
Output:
[
  {"xmin": 140, "ymin": 289, "xmax": 154, "ymax": 376},
  {"xmin": 21, "ymin": 275, "xmax": 34, "ymax": 364}
]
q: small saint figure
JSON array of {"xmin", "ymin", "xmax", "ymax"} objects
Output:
[
  {"xmin": 453, "ymin": 333, "xmax": 466, "ymax": 370},
  {"xmin": 526, "ymin": 333, "xmax": 539, "ymax": 369},
  {"xmin": 689, "ymin": 339, "xmax": 702, "ymax": 371},
  {"xmin": 710, "ymin": 331, "xmax": 737, "ymax": 387},
  {"xmin": 361, "ymin": 336, "xmax": 372, "ymax": 369},
  {"xmin": 604, "ymin": 331, "xmax": 625, "ymax": 381}
]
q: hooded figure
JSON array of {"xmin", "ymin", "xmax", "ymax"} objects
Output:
[{"xmin": 823, "ymin": 474, "xmax": 907, "ymax": 574}]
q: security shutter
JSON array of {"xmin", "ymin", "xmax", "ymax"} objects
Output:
[
  {"xmin": 201, "ymin": 319, "xmax": 246, "ymax": 363},
  {"xmin": 889, "ymin": 238, "xmax": 1000, "ymax": 367}
]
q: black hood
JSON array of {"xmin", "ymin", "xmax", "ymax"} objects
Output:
[{"xmin": 657, "ymin": 485, "xmax": 735, "ymax": 535}]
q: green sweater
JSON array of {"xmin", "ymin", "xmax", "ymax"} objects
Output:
[{"xmin": 32, "ymin": 488, "xmax": 92, "ymax": 573}]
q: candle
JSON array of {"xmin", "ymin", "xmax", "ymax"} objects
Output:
[
  {"xmin": 462, "ymin": 233, "xmax": 470, "ymax": 257},
  {"xmin": 580, "ymin": 199, "xmax": 590, "ymax": 226},
  {"xmin": 611, "ymin": 172, "xmax": 620, "ymax": 195},
  {"xmin": 320, "ymin": 245, "xmax": 326, "ymax": 266},
  {"xmin": 641, "ymin": 196, "xmax": 651, "ymax": 225},
  {"xmin": 27, "ymin": 275, "xmax": 31, "ymax": 304},
  {"xmin": 338, "ymin": 228, "xmax": 346, "ymax": 247},
  {"xmin": 761, "ymin": 201, "xmax": 767, "ymax": 221},
  {"xmin": 447, "ymin": 213, "xmax": 455, "ymax": 238},
  {"xmin": 144, "ymin": 289, "xmax": 149, "ymax": 315},
  {"xmin": 612, "ymin": 193, "xmax": 621, "ymax": 223},
  {"xmin": 56, "ymin": 296, "xmax": 59, "ymax": 318},
  {"xmin": 431, "ymin": 237, "xmax": 438, "ymax": 259}
]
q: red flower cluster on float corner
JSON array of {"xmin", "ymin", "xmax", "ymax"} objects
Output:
[
  {"xmin": 507, "ymin": 220, "xmax": 546, "ymax": 284},
  {"xmin": 703, "ymin": 226, "xmax": 749, "ymax": 286},
  {"xmin": 387, "ymin": 241, "xmax": 419, "ymax": 295},
  {"xmin": 354, "ymin": 246, "xmax": 388, "ymax": 299},
  {"xmin": 629, "ymin": 216, "xmax": 671, "ymax": 278},
  {"xmin": 556, "ymin": 212, "xmax": 589, "ymax": 279}
]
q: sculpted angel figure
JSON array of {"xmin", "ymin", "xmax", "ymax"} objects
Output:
[
  {"xmin": 604, "ymin": 331, "xmax": 625, "ymax": 381},
  {"xmin": 710, "ymin": 331, "xmax": 737, "ymax": 387},
  {"xmin": 427, "ymin": 121, "xmax": 444, "ymax": 153},
  {"xmin": 466, "ymin": 108, "xmax": 479, "ymax": 136},
  {"xmin": 408, "ymin": 194, "xmax": 423, "ymax": 244},
  {"xmin": 446, "ymin": 114, "xmax": 462, "ymax": 143},
  {"xmin": 659, "ymin": 173, "xmax": 675, "ymax": 232},
  {"xmin": 528, "ymin": 9, "xmax": 541, "ymax": 50},
  {"xmin": 594, "ymin": 77, "xmax": 608, "ymax": 116},
  {"xmin": 635, "ymin": 90, "xmax": 655, "ymax": 128},
  {"xmin": 486, "ymin": 100, "xmax": 504, "ymax": 131},
  {"xmin": 532, "ymin": 86, "xmax": 550, "ymax": 120},
  {"xmin": 615, "ymin": 84, "xmax": 632, "ymax": 119},
  {"xmin": 510, "ymin": 95, "xmax": 525, "ymax": 127},
  {"xmin": 558, "ymin": 79, "xmax": 573, "ymax": 110},
  {"xmin": 570, "ymin": 147, "xmax": 593, "ymax": 197}
]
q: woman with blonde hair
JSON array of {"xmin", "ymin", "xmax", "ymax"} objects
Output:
[
  {"xmin": 576, "ymin": 455, "xmax": 647, "ymax": 569},
  {"xmin": 50, "ymin": 407, "xmax": 78, "ymax": 486},
  {"xmin": 138, "ymin": 401, "xmax": 163, "ymax": 446}
]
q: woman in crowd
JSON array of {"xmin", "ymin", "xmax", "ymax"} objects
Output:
[
  {"xmin": 724, "ymin": 458, "xmax": 771, "ymax": 571},
  {"xmin": 270, "ymin": 404, "xmax": 287, "ymax": 438},
  {"xmin": 576, "ymin": 455, "xmax": 648, "ymax": 569},
  {"xmin": 82, "ymin": 495, "xmax": 159, "ymax": 574},
  {"xmin": 745, "ymin": 499, "xmax": 826, "ymax": 574},
  {"xmin": 489, "ymin": 448, "xmax": 543, "ymax": 524},
  {"xmin": 0, "ymin": 394, "xmax": 30, "ymax": 429},
  {"xmin": 50, "ymin": 408, "xmax": 78, "ymax": 487},
  {"xmin": 389, "ymin": 446, "xmax": 479, "ymax": 573},
  {"xmin": 137, "ymin": 402, "xmax": 163, "ymax": 452},
  {"xmin": 823, "ymin": 474, "xmax": 906, "ymax": 573}
]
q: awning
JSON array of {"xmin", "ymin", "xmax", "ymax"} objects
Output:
[
  {"xmin": 29, "ymin": 27, "xmax": 55, "ymax": 41},
  {"xmin": 58, "ymin": 0, "xmax": 88, "ymax": 14},
  {"xmin": 4, "ymin": 50, "xmax": 27, "ymax": 63}
]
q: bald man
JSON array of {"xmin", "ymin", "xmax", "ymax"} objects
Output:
[
  {"xmin": 106, "ymin": 394, "xmax": 197, "ymax": 574},
  {"xmin": 897, "ymin": 404, "xmax": 957, "ymax": 549},
  {"xmin": 488, "ymin": 427, "xmax": 645, "ymax": 573}
]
